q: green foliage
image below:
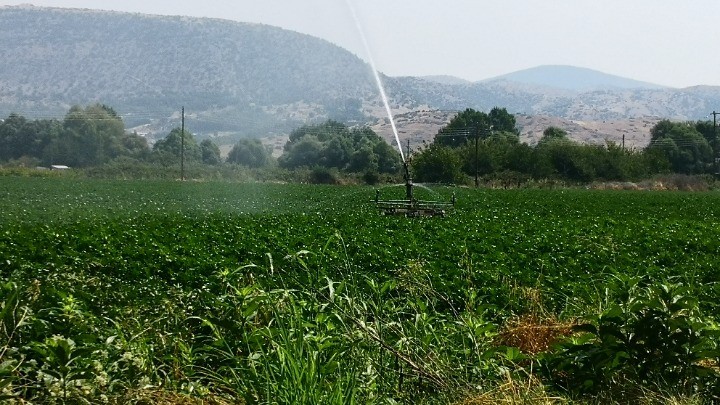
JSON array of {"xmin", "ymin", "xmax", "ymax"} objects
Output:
[
  {"xmin": 0, "ymin": 114, "xmax": 59, "ymax": 162},
  {"xmin": 435, "ymin": 107, "xmax": 519, "ymax": 148},
  {"xmin": 227, "ymin": 138, "xmax": 272, "ymax": 168},
  {"xmin": 542, "ymin": 281, "xmax": 720, "ymax": 400},
  {"xmin": 428, "ymin": 109, "xmax": 674, "ymax": 184},
  {"xmin": 534, "ymin": 138, "xmax": 596, "ymax": 181},
  {"xmin": 308, "ymin": 166, "xmax": 341, "ymax": 184},
  {"xmin": 2, "ymin": 178, "xmax": 720, "ymax": 403},
  {"xmin": 0, "ymin": 106, "xmax": 149, "ymax": 168},
  {"xmin": 3, "ymin": 104, "xmax": 718, "ymax": 185},
  {"xmin": 279, "ymin": 121, "xmax": 401, "ymax": 174},
  {"xmin": 152, "ymin": 127, "xmax": 201, "ymax": 164},
  {"xmin": 646, "ymin": 120, "xmax": 714, "ymax": 174},
  {"xmin": 280, "ymin": 135, "xmax": 324, "ymax": 168},
  {"xmin": 459, "ymin": 132, "xmax": 525, "ymax": 177},
  {"xmin": 693, "ymin": 120, "xmax": 718, "ymax": 154},
  {"xmin": 422, "ymin": 108, "xmax": 720, "ymax": 183},
  {"xmin": 361, "ymin": 170, "xmax": 381, "ymax": 185},
  {"xmin": 199, "ymin": 139, "xmax": 221, "ymax": 165},
  {"xmin": 538, "ymin": 126, "xmax": 569, "ymax": 146},
  {"xmin": 411, "ymin": 143, "xmax": 467, "ymax": 183},
  {"xmin": 51, "ymin": 104, "xmax": 146, "ymax": 167},
  {"xmin": 488, "ymin": 107, "xmax": 518, "ymax": 134},
  {"xmin": 436, "ymin": 108, "xmax": 488, "ymax": 148}
]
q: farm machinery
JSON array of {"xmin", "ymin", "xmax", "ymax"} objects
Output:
[{"xmin": 374, "ymin": 160, "xmax": 455, "ymax": 217}]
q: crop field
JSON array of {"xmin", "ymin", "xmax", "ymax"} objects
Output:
[{"xmin": 1, "ymin": 177, "xmax": 719, "ymax": 403}]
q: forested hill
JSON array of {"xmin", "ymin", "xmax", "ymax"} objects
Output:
[
  {"xmin": 0, "ymin": 5, "xmax": 377, "ymax": 135},
  {"xmin": 1, "ymin": 5, "xmax": 720, "ymax": 143}
]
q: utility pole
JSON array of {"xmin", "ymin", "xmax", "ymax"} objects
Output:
[
  {"xmin": 712, "ymin": 111, "xmax": 719, "ymax": 175},
  {"xmin": 474, "ymin": 125, "xmax": 493, "ymax": 187},
  {"xmin": 181, "ymin": 106, "xmax": 185, "ymax": 181},
  {"xmin": 474, "ymin": 126, "xmax": 480, "ymax": 187}
]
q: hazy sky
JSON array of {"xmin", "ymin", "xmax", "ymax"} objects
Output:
[{"xmin": 3, "ymin": 1, "xmax": 719, "ymax": 88}]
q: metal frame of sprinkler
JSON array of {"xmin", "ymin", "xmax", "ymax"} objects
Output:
[{"xmin": 374, "ymin": 141, "xmax": 456, "ymax": 217}]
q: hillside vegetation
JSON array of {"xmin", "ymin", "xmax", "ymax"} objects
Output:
[
  {"xmin": 1, "ymin": 5, "xmax": 720, "ymax": 145},
  {"xmin": 0, "ymin": 6, "xmax": 376, "ymax": 137}
]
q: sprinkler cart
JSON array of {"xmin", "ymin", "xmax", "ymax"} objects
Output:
[{"xmin": 374, "ymin": 160, "xmax": 455, "ymax": 217}]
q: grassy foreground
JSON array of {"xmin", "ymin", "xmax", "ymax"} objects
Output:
[{"xmin": 1, "ymin": 177, "xmax": 719, "ymax": 403}]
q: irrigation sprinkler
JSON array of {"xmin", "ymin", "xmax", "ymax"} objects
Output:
[{"xmin": 373, "ymin": 157, "xmax": 456, "ymax": 218}]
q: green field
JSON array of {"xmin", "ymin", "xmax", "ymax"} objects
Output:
[{"xmin": 1, "ymin": 177, "xmax": 719, "ymax": 403}]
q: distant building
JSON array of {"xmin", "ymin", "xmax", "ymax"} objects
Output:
[{"xmin": 50, "ymin": 165, "xmax": 70, "ymax": 170}]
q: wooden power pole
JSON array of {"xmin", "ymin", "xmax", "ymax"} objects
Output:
[
  {"xmin": 712, "ymin": 111, "xmax": 719, "ymax": 175},
  {"xmin": 181, "ymin": 106, "xmax": 185, "ymax": 181}
]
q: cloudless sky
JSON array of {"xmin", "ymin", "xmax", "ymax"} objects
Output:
[{"xmin": 2, "ymin": 0, "xmax": 719, "ymax": 88}]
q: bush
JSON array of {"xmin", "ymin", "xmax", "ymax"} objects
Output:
[
  {"xmin": 308, "ymin": 166, "xmax": 340, "ymax": 184},
  {"xmin": 411, "ymin": 143, "xmax": 467, "ymax": 184},
  {"xmin": 541, "ymin": 280, "xmax": 720, "ymax": 401},
  {"xmin": 361, "ymin": 170, "xmax": 381, "ymax": 185}
]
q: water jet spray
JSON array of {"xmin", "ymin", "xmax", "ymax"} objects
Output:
[
  {"xmin": 345, "ymin": 0, "xmax": 405, "ymax": 162},
  {"xmin": 374, "ymin": 141, "xmax": 455, "ymax": 217}
]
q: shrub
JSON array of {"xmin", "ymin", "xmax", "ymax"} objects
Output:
[
  {"xmin": 361, "ymin": 170, "xmax": 380, "ymax": 185},
  {"xmin": 541, "ymin": 281, "xmax": 720, "ymax": 401},
  {"xmin": 309, "ymin": 166, "xmax": 340, "ymax": 184}
]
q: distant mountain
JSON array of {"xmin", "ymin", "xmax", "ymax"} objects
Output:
[
  {"xmin": 418, "ymin": 75, "xmax": 472, "ymax": 86},
  {"xmin": 484, "ymin": 65, "xmax": 667, "ymax": 91},
  {"xmin": 0, "ymin": 5, "xmax": 378, "ymax": 138},
  {"xmin": 1, "ymin": 6, "xmax": 719, "ymax": 149}
]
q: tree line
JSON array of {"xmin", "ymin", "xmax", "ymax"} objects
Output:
[
  {"xmin": 0, "ymin": 104, "xmax": 399, "ymax": 178},
  {"xmin": 411, "ymin": 108, "xmax": 718, "ymax": 185},
  {"xmin": 1, "ymin": 104, "xmax": 717, "ymax": 184}
]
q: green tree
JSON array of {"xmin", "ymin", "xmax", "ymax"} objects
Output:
[
  {"xmin": 200, "ymin": 139, "xmax": 221, "ymax": 165},
  {"xmin": 279, "ymin": 135, "xmax": 324, "ymax": 168},
  {"xmin": 533, "ymin": 129, "xmax": 597, "ymax": 181},
  {"xmin": 646, "ymin": 120, "xmax": 713, "ymax": 174},
  {"xmin": 42, "ymin": 104, "xmax": 144, "ymax": 167},
  {"xmin": 322, "ymin": 136, "xmax": 353, "ymax": 169},
  {"xmin": 505, "ymin": 142, "xmax": 534, "ymax": 175},
  {"xmin": 374, "ymin": 139, "xmax": 403, "ymax": 173},
  {"xmin": 488, "ymin": 107, "xmax": 518, "ymax": 134},
  {"xmin": 152, "ymin": 128, "xmax": 201, "ymax": 165},
  {"xmin": 435, "ymin": 108, "xmax": 518, "ymax": 148},
  {"xmin": 411, "ymin": 143, "xmax": 465, "ymax": 183},
  {"xmin": 461, "ymin": 132, "xmax": 523, "ymax": 176},
  {"xmin": 538, "ymin": 126, "xmax": 569, "ymax": 146},
  {"xmin": 435, "ymin": 108, "xmax": 489, "ymax": 148},
  {"xmin": 694, "ymin": 120, "xmax": 717, "ymax": 150},
  {"xmin": 0, "ymin": 114, "xmax": 55, "ymax": 161},
  {"xmin": 0, "ymin": 107, "xmax": 145, "ymax": 166},
  {"xmin": 227, "ymin": 138, "xmax": 272, "ymax": 168},
  {"xmin": 348, "ymin": 142, "xmax": 378, "ymax": 173},
  {"xmin": 279, "ymin": 121, "xmax": 401, "ymax": 173},
  {"xmin": 119, "ymin": 131, "xmax": 150, "ymax": 161}
]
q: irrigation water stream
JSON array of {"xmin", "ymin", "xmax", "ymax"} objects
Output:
[{"xmin": 344, "ymin": 0, "xmax": 405, "ymax": 162}]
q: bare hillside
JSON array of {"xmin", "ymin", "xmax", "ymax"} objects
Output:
[{"xmin": 368, "ymin": 110, "xmax": 660, "ymax": 152}]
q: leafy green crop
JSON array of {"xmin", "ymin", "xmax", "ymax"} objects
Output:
[{"xmin": 1, "ymin": 177, "xmax": 719, "ymax": 403}]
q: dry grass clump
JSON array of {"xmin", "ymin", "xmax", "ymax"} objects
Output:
[
  {"xmin": 496, "ymin": 315, "xmax": 576, "ymax": 356},
  {"xmin": 590, "ymin": 174, "xmax": 714, "ymax": 191},
  {"xmin": 110, "ymin": 389, "xmax": 238, "ymax": 405},
  {"xmin": 497, "ymin": 287, "xmax": 576, "ymax": 355},
  {"xmin": 454, "ymin": 373, "xmax": 568, "ymax": 405},
  {"xmin": 589, "ymin": 181, "xmax": 641, "ymax": 190}
]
